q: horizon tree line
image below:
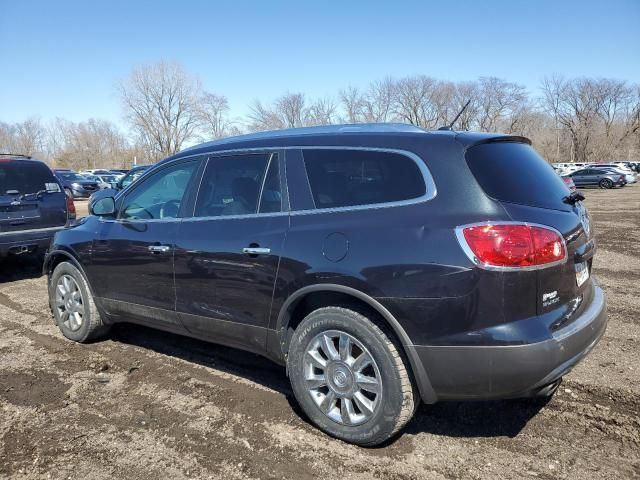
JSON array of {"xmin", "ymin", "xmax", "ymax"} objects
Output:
[{"xmin": 1, "ymin": 61, "xmax": 638, "ymax": 170}]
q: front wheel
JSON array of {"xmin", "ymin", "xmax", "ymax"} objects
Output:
[
  {"xmin": 287, "ymin": 307, "xmax": 417, "ymax": 446},
  {"xmin": 599, "ymin": 178, "xmax": 613, "ymax": 189},
  {"xmin": 49, "ymin": 261, "xmax": 110, "ymax": 342}
]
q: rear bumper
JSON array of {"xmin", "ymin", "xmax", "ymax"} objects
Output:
[
  {"xmin": 413, "ymin": 281, "xmax": 607, "ymax": 401},
  {"xmin": 0, "ymin": 226, "xmax": 64, "ymax": 256}
]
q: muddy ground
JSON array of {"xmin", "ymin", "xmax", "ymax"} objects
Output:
[{"xmin": 1, "ymin": 186, "xmax": 639, "ymax": 479}]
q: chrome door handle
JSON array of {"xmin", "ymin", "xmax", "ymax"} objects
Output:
[
  {"xmin": 148, "ymin": 245, "xmax": 171, "ymax": 254},
  {"xmin": 242, "ymin": 247, "xmax": 271, "ymax": 255}
]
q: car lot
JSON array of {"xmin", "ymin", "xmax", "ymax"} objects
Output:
[{"xmin": 0, "ymin": 186, "xmax": 639, "ymax": 479}]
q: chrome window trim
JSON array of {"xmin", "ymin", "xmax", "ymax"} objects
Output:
[
  {"xmin": 166, "ymin": 146, "xmax": 437, "ymax": 219},
  {"xmin": 454, "ymin": 221, "xmax": 568, "ymax": 272}
]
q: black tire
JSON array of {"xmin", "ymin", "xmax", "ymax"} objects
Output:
[
  {"xmin": 599, "ymin": 178, "xmax": 613, "ymax": 189},
  {"xmin": 287, "ymin": 307, "xmax": 417, "ymax": 446},
  {"xmin": 48, "ymin": 261, "xmax": 110, "ymax": 342}
]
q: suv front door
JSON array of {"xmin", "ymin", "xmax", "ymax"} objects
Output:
[
  {"xmin": 90, "ymin": 159, "xmax": 200, "ymax": 329},
  {"xmin": 173, "ymin": 152, "xmax": 288, "ymax": 353}
]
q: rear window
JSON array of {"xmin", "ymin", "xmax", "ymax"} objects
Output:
[
  {"xmin": 0, "ymin": 160, "xmax": 57, "ymax": 194},
  {"xmin": 466, "ymin": 142, "xmax": 570, "ymax": 211},
  {"xmin": 302, "ymin": 149, "xmax": 426, "ymax": 209}
]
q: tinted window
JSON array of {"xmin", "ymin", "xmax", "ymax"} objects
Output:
[
  {"xmin": 0, "ymin": 160, "xmax": 57, "ymax": 194},
  {"xmin": 466, "ymin": 142, "xmax": 570, "ymax": 211},
  {"xmin": 120, "ymin": 161, "xmax": 196, "ymax": 220},
  {"xmin": 194, "ymin": 153, "xmax": 274, "ymax": 217},
  {"xmin": 302, "ymin": 149, "xmax": 426, "ymax": 209}
]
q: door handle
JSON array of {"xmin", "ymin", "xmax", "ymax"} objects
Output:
[
  {"xmin": 242, "ymin": 247, "xmax": 271, "ymax": 256},
  {"xmin": 148, "ymin": 245, "xmax": 171, "ymax": 254}
]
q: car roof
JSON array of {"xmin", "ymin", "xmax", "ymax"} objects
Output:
[{"xmin": 165, "ymin": 123, "xmax": 530, "ymax": 164}]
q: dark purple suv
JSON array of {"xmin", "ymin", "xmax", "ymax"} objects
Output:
[
  {"xmin": 43, "ymin": 124, "xmax": 607, "ymax": 446},
  {"xmin": 1, "ymin": 155, "xmax": 74, "ymax": 258}
]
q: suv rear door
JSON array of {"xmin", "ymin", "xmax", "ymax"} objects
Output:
[
  {"xmin": 0, "ymin": 158, "xmax": 67, "ymax": 234},
  {"xmin": 465, "ymin": 140, "xmax": 595, "ymax": 319}
]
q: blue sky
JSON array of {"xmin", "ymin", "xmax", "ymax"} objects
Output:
[{"xmin": 1, "ymin": 0, "xmax": 639, "ymax": 128}]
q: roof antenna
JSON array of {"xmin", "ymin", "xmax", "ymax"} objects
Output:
[{"xmin": 438, "ymin": 99, "xmax": 471, "ymax": 131}]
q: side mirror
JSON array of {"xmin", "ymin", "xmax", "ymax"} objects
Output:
[{"xmin": 91, "ymin": 196, "xmax": 116, "ymax": 216}]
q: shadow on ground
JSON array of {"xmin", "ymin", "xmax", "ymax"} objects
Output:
[
  {"xmin": 109, "ymin": 322, "xmax": 545, "ymax": 444},
  {"xmin": 0, "ymin": 255, "xmax": 44, "ymax": 283}
]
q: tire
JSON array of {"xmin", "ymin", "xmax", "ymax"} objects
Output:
[
  {"xmin": 287, "ymin": 306, "xmax": 417, "ymax": 446},
  {"xmin": 49, "ymin": 261, "xmax": 110, "ymax": 342},
  {"xmin": 599, "ymin": 178, "xmax": 613, "ymax": 189}
]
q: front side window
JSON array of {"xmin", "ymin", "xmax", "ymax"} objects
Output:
[
  {"xmin": 120, "ymin": 161, "xmax": 197, "ymax": 220},
  {"xmin": 302, "ymin": 149, "xmax": 426, "ymax": 209},
  {"xmin": 194, "ymin": 153, "xmax": 280, "ymax": 217}
]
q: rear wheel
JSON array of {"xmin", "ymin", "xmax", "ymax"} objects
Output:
[
  {"xmin": 49, "ymin": 261, "xmax": 110, "ymax": 342},
  {"xmin": 599, "ymin": 178, "xmax": 613, "ymax": 189},
  {"xmin": 287, "ymin": 307, "xmax": 417, "ymax": 446}
]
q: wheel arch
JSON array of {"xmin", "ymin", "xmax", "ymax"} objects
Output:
[{"xmin": 276, "ymin": 284, "xmax": 437, "ymax": 403}]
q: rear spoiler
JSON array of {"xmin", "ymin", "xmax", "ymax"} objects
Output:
[
  {"xmin": 468, "ymin": 135, "xmax": 532, "ymax": 147},
  {"xmin": 455, "ymin": 133, "xmax": 532, "ymax": 150}
]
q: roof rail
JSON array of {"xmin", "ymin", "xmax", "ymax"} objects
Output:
[{"xmin": 182, "ymin": 123, "xmax": 428, "ymax": 152}]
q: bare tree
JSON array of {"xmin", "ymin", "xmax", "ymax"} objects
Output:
[
  {"xmin": 118, "ymin": 61, "xmax": 202, "ymax": 159},
  {"xmin": 197, "ymin": 92, "xmax": 234, "ymax": 139},
  {"xmin": 361, "ymin": 78, "xmax": 396, "ymax": 123},
  {"xmin": 305, "ymin": 97, "xmax": 338, "ymax": 126},
  {"xmin": 339, "ymin": 86, "xmax": 365, "ymax": 123}
]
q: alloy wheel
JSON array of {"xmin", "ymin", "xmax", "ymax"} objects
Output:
[
  {"xmin": 54, "ymin": 274, "xmax": 85, "ymax": 332},
  {"xmin": 303, "ymin": 330, "xmax": 382, "ymax": 426}
]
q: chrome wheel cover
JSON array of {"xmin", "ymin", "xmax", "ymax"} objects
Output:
[
  {"xmin": 303, "ymin": 330, "xmax": 382, "ymax": 426},
  {"xmin": 54, "ymin": 274, "xmax": 84, "ymax": 332}
]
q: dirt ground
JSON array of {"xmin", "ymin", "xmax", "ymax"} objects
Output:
[{"xmin": 1, "ymin": 186, "xmax": 639, "ymax": 480}]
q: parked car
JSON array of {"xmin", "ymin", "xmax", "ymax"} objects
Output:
[
  {"xmin": 109, "ymin": 168, "xmax": 129, "ymax": 175},
  {"xmin": 82, "ymin": 173, "xmax": 121, "ymax": 190},
  {"xmin": 569, "ymin": 168, "xmax": 626, "ymax": 188},
  {"xmin": 597, "ymin": 167, "xmax": 637, "ymax": 184},
  {"xmin": 1, "ymin": 154, "xmax": 74, "ymax": 258},
  {"xmin": 54, "ymin": 170, "xmax": 100, "ymax": 198},
  {"xmin": 44, "ymin": 124, "xmax": 607, "ymax": 446},
  {"xmin": 79, "ymin": 169, "xmax": 113, "ymax": 176}
]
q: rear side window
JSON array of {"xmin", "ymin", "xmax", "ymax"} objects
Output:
[
  {"xmin": 0, "ymin": 160, "xmax": 57, "ymax": 194},
  {"xmin": 302, "ymin": 149, "xmax": 426, "ymax": 209},
  {"xmin": 466, "ymin": 142, "xmax": 570, "ymax": 211}
]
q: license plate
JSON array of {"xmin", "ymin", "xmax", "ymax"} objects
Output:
[{"xmin": 575, "ymin": 261, "xmax": 589, "ymax": 287}]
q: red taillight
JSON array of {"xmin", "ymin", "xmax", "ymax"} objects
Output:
[
  {"xmin": 66, "ymin": 192, "xmax": 76, "ymax": 219},
  {"xmin": 458, "ymin": 223, "xmax": 566, "ymax": 269}
]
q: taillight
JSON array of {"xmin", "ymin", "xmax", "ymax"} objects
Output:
[
  {"xmin": 456, "ymin": 223, "xmax": 567, "ymax": 269},
  {"xmin": 66, "ymin": 192, "xmax": 76, "ymax": 220}
]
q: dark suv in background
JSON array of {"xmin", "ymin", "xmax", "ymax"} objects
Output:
[
  {"xmin": 1, "ymin": 155, "xmax": 74, "ymax": 258},
  {"xmin": 44, "ymin": 124, "xmax": 607, "ymax": 446},
  {"xmin": 54, "ymin": 169, "xmax": 100, "ymax": 198}
]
